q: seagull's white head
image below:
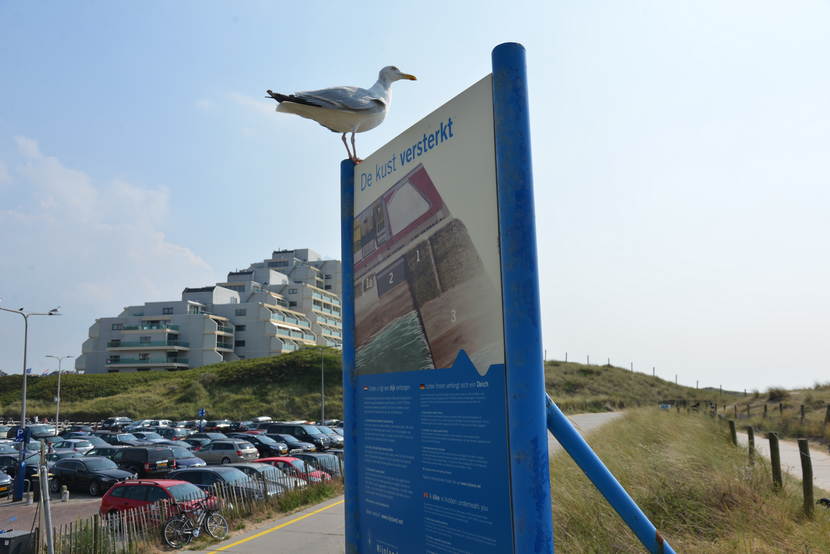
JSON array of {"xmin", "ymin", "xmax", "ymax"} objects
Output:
[{"xmin": 379, "ymin": 66, "xmax": 417, "ymax": 84}]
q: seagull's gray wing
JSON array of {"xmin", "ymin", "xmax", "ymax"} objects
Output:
[{"xmin": 292, "ymin": 86, "xmax": 386, "ymax": 112}]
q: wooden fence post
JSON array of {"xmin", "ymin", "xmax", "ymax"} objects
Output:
[
  {"xmin": 728, "ymin": 420, "xmax": 737, "ymax": 446},
  {"xmin": 763, "ymin": 404, "xmax": 767, "ymax": 419},
  {"xmin": 779, "ymin": 402, "xmax": 783, "ymax": 416},
  {"xmin": 825, "ymin": 405, "xmax": 830, "ymax": 430},
  {"xmin": 734, "ymin": 405, "xmax": 738, "ymax": 419},
  {"xmin": 800, "ymin": 404, "xmax": 805, "ymax": 424},
  {"xmin": 745, "ymin": 404, "xmax": 750, "ymax": 418},
  {"xmin": 746, "ymin": 426, "xmax": 754, "ymax": 465},
  {"xmin": 798, "ymin": 438, "xmax": 814, "ymax": 518},
  {"xmin": 768, "ymin": 433, "xmax": 782, "ymax": 490}
]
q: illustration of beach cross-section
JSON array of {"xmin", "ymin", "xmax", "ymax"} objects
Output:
[{"xmin": 354, "ymin": 164, "xmax": 504, "ymax": 376}]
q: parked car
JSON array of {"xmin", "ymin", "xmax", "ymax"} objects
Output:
[
  {"xmin": 267, "ymin": 433, "xmax": 316, "ymax": 453},
  {"xmin": 253, "ymin": 457, "xmax": 331, "ymax": 483},
  {"xmin": 85, "ymin": 446, "xmax": 125, "ymax": 460},
  {"xmin": 229, "ymin": 421, "xmax": 254, "ymax": 432},
  {"xmin": 0, "ymin": 470, "xmax": 11, "ymax": 497},
  {"xmin": 154, "ymin": 427, "xmax": 192, "ymax": 441},
  {"xmin": 100, "ymin": 417, "xmax": 132, "ymax": 431},
  {"xmin": 189, "ymin": 432, "xmax": 228, "ymax": 441},
  {"xmin": 131, "ymin": 432, "xmax": 167, "ymax": 444},
  {"xmin": 266, "ymin": 424, "xmax": 330, "ymax": 451},
  {"xmin": 314, "ymin": 426, "xmax": 344, "ymax": 448},
  {"xmin": 181, "ymin": 437, "xmax": 212, "ymax": 451},
  {"xmin": 96, "ymin": 432, "xmax": 149, "ymax": 447},
  {"xmin": 0, "ymin": 425, "xmax": 12, "ymax": 437},
  {"xmin": 168, "ymin": 445, "xmax": 206, "ymax": 469},
  {"xmin": 228, "ymin": 433, "xmax": 288, "ymax": 457},
  {"xmin": 111, "ymin": 447, "xmax": 177, "ymax": 478},
  {"xmin": 6, "ymin": 424, "xmax": 56, "ymax": 440},
  {"xmin": 294, "ymin": 453, "xmax": 343, "ymax": 477},
  {"xmin": 204, "ymin": 420, "xmax": 232, "ymax": 432},
  {"xmin": 226, "ymin": 462, "xmax": 305, "ymax": 494},
  {"xmin": 99, "ymin": 479, "xmax": 210, "ymax": 518},
  {"xmin": 52, "ymin": 439, "xmax": 94, "ymax": 455},
  {"xmin": 49, "ymin": 456, "xmax": 134, "ymax": 496},
  {"xmin": 168, "ymin": 467, "xmax": 262, "ymax": 499},
  {"xmin": 197, "ymin": 440, "xmax": 258, "ymax": 465},
  {"xmin": 65, "ymin": 425, "xmax": 95, "ymax": 434}
]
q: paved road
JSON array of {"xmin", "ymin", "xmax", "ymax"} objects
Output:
[
  {"xmin": 737, "ymin": 431, "xmax": 830, "ymax": 493},
  {"xmin": 198, "ymin": 411, "xmax": 624, "ymax": 553},
  {"xmin": 0, "ymin": 494, "xmax": 101, "ymax": 530}
]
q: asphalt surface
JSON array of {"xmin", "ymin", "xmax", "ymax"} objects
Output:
[
  {"xmin": 195, "ymin": 411, "xmax": 624, "ymax": 554},
  {"xmin": 737, "ymin": 431, "xmax": 830, "ymax": 493},
  {"xmin": 0, "ymin": 494, "xmax": 101, "ymax": 530}
]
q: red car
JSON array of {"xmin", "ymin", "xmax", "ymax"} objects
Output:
[
  {"xmin": 253, "ymin": 457, "xmax": 331, "ymax": 483},
  {"xmin": 99, "ymin": 479, "xmax": 211, "ymax": 518}
]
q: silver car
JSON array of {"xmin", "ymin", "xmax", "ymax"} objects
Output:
[
  {"xmin": 198, "ymin": 440, "xmax": 258, "ymax": 465},
  {"xmin": 55, "ymin": 439, "xmax": 94, "ymax": 455}
]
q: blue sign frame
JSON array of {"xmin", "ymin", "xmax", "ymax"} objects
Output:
[{"xmin": 341, "ymin": 43, "xmax": 553, "ymax": 553}]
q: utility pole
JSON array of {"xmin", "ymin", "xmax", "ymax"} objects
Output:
[
  {"xmin": 321, "ymin": 348, "xmax": 325, "ymax": 423},
  {"xmin": 564, "ymin": 352, "xmax": 568, "ymax": 362},
  {"xmin": 45, "ymin": 354, "xmax": 73, "ymax": 430},
  {"xmin": 652, "ymin": 366, "xmax": 655, "ymax": 377},
  {"xmin": 630, "ymin": 362, "xmax": 633, "ymax": 372},
  {"xmin": 39, "ymin": 441, "xmax": 55, "ymax": 554},
  {"xmin": 587, "ymin": 355, "xmax": 590, "ymax": 365},
  {"xmin": 696, "ymin": 380, "xmax": 698, "ymax": 389},
  {"xmin": 0, "ymin": 304, "xmax": 60, "ymax": 501},
  {"xmin": 675, "ymin": 374, "xmax": 678, "ymax": 385}
]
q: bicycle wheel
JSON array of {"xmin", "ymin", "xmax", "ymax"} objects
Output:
[
  {"xmin": 163, "ymin": 515, "xmax": 193, "ymax": 549},
  {"xmin": 204, "ymin": 511, "xmax": 229, "ymax": 540}
]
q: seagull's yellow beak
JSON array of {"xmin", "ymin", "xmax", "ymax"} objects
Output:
[{"xmin": 401, "ymin": 74, "xmax": 417, "ymax": 81}]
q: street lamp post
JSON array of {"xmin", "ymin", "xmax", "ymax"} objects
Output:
[
  {"xmin": 0, "ymin": 304, "xmax": 60, "ymax": 501},
  {"xmin": 321, "ymin": 348, "xmax": 326, "ymax": 423},
  {"xmin": 45, "ymin": 354, "xmax": 73, "ymax": 430}
]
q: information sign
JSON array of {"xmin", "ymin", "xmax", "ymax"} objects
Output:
[{"xmin": 342, "ymin": 43, "xmax": 553, "ymax": 553}]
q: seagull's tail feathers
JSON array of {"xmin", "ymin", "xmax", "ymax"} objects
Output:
[{"xmin": 266, "ymin": 90, "xmax": 323, "ymax": 114}]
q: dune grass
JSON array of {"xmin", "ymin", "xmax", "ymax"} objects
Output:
[
  {"xmin": 723, "ymin": 384, "xmax": 830, "ymax": 443},
  {"xmin": 551, "ymin": 409, "xmax": 830, "ymax": 552}
]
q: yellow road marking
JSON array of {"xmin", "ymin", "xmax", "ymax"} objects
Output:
[{"xmin": 206, "ymin": 499, "xmax": 345, "ymax": 553}]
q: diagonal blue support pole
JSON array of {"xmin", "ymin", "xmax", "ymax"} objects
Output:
[{"xmin": 545, "ymin": 394, "xmax": 675, "ymax": 554}]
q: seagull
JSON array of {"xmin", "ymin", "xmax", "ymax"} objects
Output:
[{"xmin": 266, "ymin": 66, "xmax": 416, "ymax": 163}]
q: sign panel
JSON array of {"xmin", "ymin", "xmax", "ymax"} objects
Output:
[
  {"xmin": 350, "ymin": 76, "xmax": 512, "ymax": 553},
  {"xmin": 343, "ymin": 43, "xmax": 553, "ymax": 554}
]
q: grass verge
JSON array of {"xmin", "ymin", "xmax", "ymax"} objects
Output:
[{"xmin": 551, "ymin": 409, "xmax": 830, "ymax": 552}]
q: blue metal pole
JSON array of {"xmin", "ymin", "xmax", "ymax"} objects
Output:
[
  {"xmin": 545, "ymin": 394, "xmax": 675, "ymax": 554},
  {"xmin": 340, "ymin": 159, "xmax": 359, "ymax": 553},
  {"xmin": 492, "ymin": 42, "xmax": 554, "ymax": 553}
]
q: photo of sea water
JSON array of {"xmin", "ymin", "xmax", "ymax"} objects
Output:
[{"xmin": 355, "ymin": 311, "xmax": 434, "ymax": 374}]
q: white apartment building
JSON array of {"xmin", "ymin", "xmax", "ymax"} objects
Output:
[{"xmin": 76, "ymin": 249, "xmax": 341, "ymax": 374}]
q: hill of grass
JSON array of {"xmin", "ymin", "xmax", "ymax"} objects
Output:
[
  {"xmin": 0, "ymin": 353, "xmax": 738, "ymax": 422},
  {"xmin": 545, "ymin": 359, "xmax": 740, "ymax": 412},
  {"xmin": 552, "ymin": 409, "xmax": 830, "ymax": 552},
  {"xmin": 0, "ymin": 348, "xmax": 344, "ymax": 422},
  {"xmin": 721, "ymin": 384, "xmax": 830, "ymax": 444}
]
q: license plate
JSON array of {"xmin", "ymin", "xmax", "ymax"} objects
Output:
[
  {"xmin": 0, "ymin": 485, "xmax": 8, "ymax": 492},
  {"xmin": 157, "ymin": 460, "xmax": 168, "ymax": 467}
]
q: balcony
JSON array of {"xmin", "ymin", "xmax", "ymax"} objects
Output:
[
  {"xmin": 122, "ymin": 324, "xmax": 180, "ymax": 332},
  {"xmin": 271, "ymin": 313, "xmax": 310, "ymax": 328},
  {"xmin": 216, "ymin": 325, "xmax": 234, "ymax": 334},
  {"xmin": 106, "ymin": 358, "xmax": 189, "ymax": 367},
  {"xmin": 107, "ymin": 340, "xmax": 189, "ymax": 350}
]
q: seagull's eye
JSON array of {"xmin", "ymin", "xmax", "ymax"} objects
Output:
[{"xmin": 390, "ymin": 66, "xmax": 398, "ymax": 71}]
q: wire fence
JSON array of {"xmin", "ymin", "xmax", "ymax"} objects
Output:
[{"xmin": 41, "ymin": 455, "xmax": 343, "ymax": 553}]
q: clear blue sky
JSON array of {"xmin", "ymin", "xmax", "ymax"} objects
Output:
[{"xmin": 1, "ymin": 1, "xmax": 828, "ymax": 390}]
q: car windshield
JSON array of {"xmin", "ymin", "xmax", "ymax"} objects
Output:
[
  {"xmin": 261, "ymin": 467, "xmax": 289, "ymax": 481},
  {"xmin": 72, "ymin": 441, "xmax": 92, "ymax": 448},
  {"xmin": 219, "ymin": 469, "xmax": 249, "ymax": 484},
  {"xmin": 300, "ymin": 426, "xmax": 324, "ymax": 437},
  {"xmin": 275, "ymin": 434, "xmax": 299, "ymax": 444},
  {"xmin": 84, "ymin": 458, "xmax": 117, "ymax": 471},
  {"xmin": 316, "ymin": 426, "xmax": 337, "ymax": 436},
  {"xmin": 167, "ymin": 483, "xmax": 207, "ymax": 502},
  {"xmin": 170, "ymin": 447, "xmax": 192, "ymax": 458},
  {"xmin": 139, "ymin": 432, "xmax": 163, "ymax": 440},
  {"xmin": 117, "ymin": 434, "xmax": 138, "ymax": 441},
  {"xmin": 289, "ymin": 459, "xmax": 310, "ymax": 472},
  {"xmin": 256, "ymin": 435, "xmax": 278, "ymax": 446}
]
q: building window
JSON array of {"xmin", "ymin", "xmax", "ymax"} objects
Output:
[
  {"xmin": 162, "ymin": 307, "xmax": 174, "ymax": 315},
  {"xmin": 236, "ymin": 325, "xmax": 246, "ymax": 332},
  {"xmin": 111, "ymin": 323, "xmax": 123, "ymax": 330},
  {"xmin": 234, "ymin": 340, "xmax": 246, "ymax": 347},
  {"xmin": 325, "ymin": 285, "xmax": 332, "ymax": 290},
  {"xmin": 139, "ymin": 336, "xmax": 151, "ymax": 344},
  {"xmin": 288, "ymin": 288, "xmax": 297, "ymax": 294},
  {"xmin": 139, "ymin": 353, "xmax": 150, "ymax": 361},
  {"xmin": 235, "ymin": 309, "xmax": 246, "ymax": 316},
  {"xmin": 325, "ymin": 274, "xmax": 332, "ymax": 279},
  {"xmin": 289, "ymin": 301, "xmax": 297, "ymax": 307},
  {"xmin": 107, "ymin": 356, "xmax": 120, "ymax": 364}
]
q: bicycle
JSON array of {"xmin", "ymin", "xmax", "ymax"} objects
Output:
[{"xmin": 162, "ymin": 498, "xmax": 229, "ymax": 549}]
